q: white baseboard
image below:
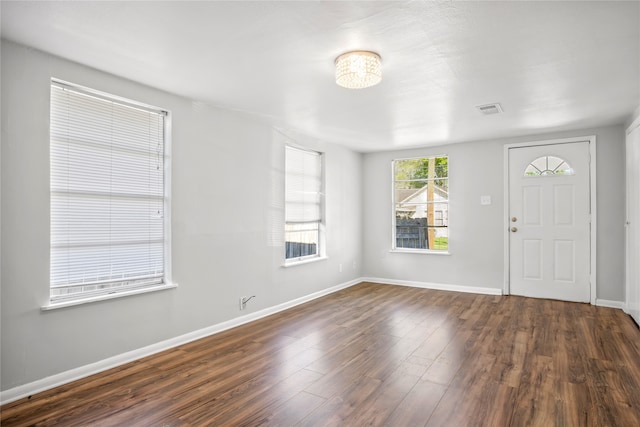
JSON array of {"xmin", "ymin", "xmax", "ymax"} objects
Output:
[
  {"xmin": 595, "ymin": 299, "xmax": 626, "ymax": 310},
  {"xmin": 10, "ymin": 276, "xmax": 601, "ymax": 405},
  {"xmin": 0, "ymin": 278, "xmax": 362, "ymax": 405},
  {"xmin": 362, "ymin": 277, "xmax": 503, "ymax": 296}
]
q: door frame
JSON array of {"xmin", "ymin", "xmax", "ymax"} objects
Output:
[
  {"xmin": 625, "ymin": 116, "xmax": 640, "ymax": 318},
  {"xmin": 503, "ymin": 135, "xmax": 597, "ymax": 304}
]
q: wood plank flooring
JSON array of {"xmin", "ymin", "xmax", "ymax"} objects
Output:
[{"xmin": 3, "ymin": 282, "xmax": 640, "ymax": 426}]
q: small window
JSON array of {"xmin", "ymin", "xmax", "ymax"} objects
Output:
[
  {"xmin": 524, "ymin": 156, "xmax": 574, "ymax": 176},
  {"xmin": 285, "ymin": 145, "xmax": 323, "ymax": 261},
  {"xmin": 50, "ymin": 81, "xmax": 169, "ymax": 304},
  {"xmin": 393, "ymin": 156, "xmax": 449, "ymax": 251}
]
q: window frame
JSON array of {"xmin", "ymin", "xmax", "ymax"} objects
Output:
[
  {"xmin": 284, "ymin": 144, "xmax": 325, "ymax": 265},
  {"xmin": 44, "ymin": 79, "xmax": 174, "ymax": 310},
  {"xmin": 524, "ymin": 155, "xmax": 575, "ymax": 176},
  {"xmin": 391, "ymin": 155, "xmax": 450, "ymax": 254}
]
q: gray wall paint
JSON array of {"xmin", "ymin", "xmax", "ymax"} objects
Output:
[
  {"xmin": 0, "ymin": 38, "xmax": 628, "ymax": 393},
  {"xmin": 362, "ymin": 126, "xmax": 626, "ymax": 301},
  {"xmin": 1, "ymin": 40, "xmax": 363, "ymax": 391}
]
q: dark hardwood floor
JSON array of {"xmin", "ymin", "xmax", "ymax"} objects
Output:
[{"xmin": 3, "ymin": 282, "xmax": 640, "ymax": 426}]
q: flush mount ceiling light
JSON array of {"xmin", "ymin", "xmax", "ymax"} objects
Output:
[{"xmin": 335, "ymin": 51, "xmax": 382, "ymax": 89}]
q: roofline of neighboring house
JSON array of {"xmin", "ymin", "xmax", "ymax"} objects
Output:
[{"xmin": 398, "ymin": 184, "xmax": 448, "ymax": 204}]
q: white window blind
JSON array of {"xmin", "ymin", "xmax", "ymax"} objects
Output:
[
  {"xmin": 285, "ymin": 146, "xmax": 322, "ymax": 224},
  {"xmin": 285, "ymin": 145, "xmax": 322, "ymax": 260},
  {"xmin": 50, "ymin": 81, "xmax": 167, "ymax": 303}
]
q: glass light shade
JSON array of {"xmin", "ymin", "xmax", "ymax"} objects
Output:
[{"xmin": 335, "ymin": 51, "xmax": 382, "ymax": 89}]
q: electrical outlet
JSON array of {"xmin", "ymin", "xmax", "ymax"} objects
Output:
[
  {"xmin": 353, "ymin": 260, "xmax": 357, "ymax": 269},
  {"xmin": 239, "ymin": 295, "xmax": 255, "ymax": 310},
  {"xmin": 339, "ymin": 263, "xmax": 343, "ymax": 272}
]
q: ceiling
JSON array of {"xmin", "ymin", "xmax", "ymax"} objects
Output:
[{"xmin": 2, "ymin": 1, "xmax": 639, "ymax": 152}]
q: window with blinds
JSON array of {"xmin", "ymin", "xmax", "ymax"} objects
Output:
[
  {"xmin": 50, "ymin": 80, "xmax": 169, "ymax": 303},
  {"xmin": 285, "ymin": 145, "xmax": 323, "ymax": 261}
]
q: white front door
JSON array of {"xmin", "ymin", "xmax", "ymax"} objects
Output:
[
  {"xmin": 626, "ymin": 126, "xmax": 640, "ymax": 324},
  {"xmin": 508, "ymin": 141, "xmax": 591, "ymax": 302}
]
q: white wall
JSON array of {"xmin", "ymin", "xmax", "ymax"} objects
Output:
[
  {"xmin": 362, "ymin": 125, "xmax": 626, "ymax": 302},
  {"xmin": 628, "ymin": 105, "xmax": 640, "ymax": 129},
  {"xmin": 0, "ymin": 40, "xmax": 363, "ymax": 392}
]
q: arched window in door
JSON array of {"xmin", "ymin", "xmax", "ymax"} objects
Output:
[{"xmin": 524, "ymin": 156, "xmax": 574, "ymax": 176}]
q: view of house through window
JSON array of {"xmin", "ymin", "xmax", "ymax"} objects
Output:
[
  {"xmin": 285, "ymin": 146, "xmax": 323, "ymax": 261},
  {"xmin": 393, "ymin": 156, "xmax": 449, "ymax": 251}
]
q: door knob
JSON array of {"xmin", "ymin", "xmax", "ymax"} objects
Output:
[
  {"xmin": 511, "ymin": 227, "xmax": 518, "ymax": 232},
  {"xmin": 511, "ymin": 217, "xmax": 517, "ymax": 222}
]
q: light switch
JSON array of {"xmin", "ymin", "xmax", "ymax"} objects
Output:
[{"xmin": 480, "ymin": 195, "xmax": 492, "ymax": 205}]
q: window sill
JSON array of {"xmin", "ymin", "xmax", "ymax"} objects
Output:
[
  {"xmin": 282, "ymin": 256, "xmax": 328, "ymax": 268},
  {"xmin": 390, "ymin": 249, "xmax": 451, "ymax": 256},
  {"xmin": 41, "ymin": 282, "xmax": 178, "ymax": 311}
]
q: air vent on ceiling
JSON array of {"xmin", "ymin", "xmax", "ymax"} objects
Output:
[{"xmin": 476, "ymin": 103, "xmax": 503, "ymax": 115}]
